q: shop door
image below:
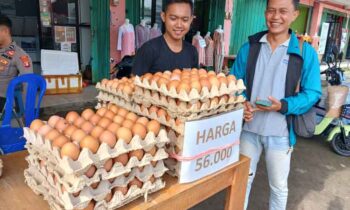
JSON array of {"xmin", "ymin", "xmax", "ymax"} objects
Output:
[
  {"xmin": 323, "ymin": 14, "xmax": 343, "ymax": 60},
  {"xmin": 39, "ymin": 0, "xmax": 80, "ymax": 54}
]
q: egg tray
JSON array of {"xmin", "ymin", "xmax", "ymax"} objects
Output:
[
  {"xmin": 95, "ymin": 82, "xmax": 133, "ymax": 102},
  {"xmin": 134, "ymin": 75, "xmax": 246, "ymax": 102},
  {"xmin": 26, "ymin": 154, "xmax": 168, "ymax": 193},
  {"xmin": 25, "ymin": 165, "xmax": 165, "ymax": 210},
  {"xmin": 24, "ymin": 127, "xmax": 170, "ymax": 176}
]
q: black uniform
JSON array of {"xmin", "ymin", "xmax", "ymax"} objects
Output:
[{"xmin": 132, "ymin": 36, "xmax": 199, "ymax": 76}]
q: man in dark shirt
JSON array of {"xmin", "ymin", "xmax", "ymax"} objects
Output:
[{"xmin": 132, "ymin": 0, "xmax": 198, "ymax": 76}]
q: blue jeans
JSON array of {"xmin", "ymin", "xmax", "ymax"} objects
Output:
[{"xmin": 240, "ymin": 130, "xmax": 292, "ymax": 210}]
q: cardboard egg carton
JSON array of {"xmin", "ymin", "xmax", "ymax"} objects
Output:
[
  {"xmin": 134, "ymin": 75, "xmax": 246, "ymax": 102},
  {"xmin": 95, "ymin": 82, "xmax": 133, "ymax": 102},
  {"xmin": 24, "ymin": 127, "xmax": 169, "ymax": 176},
  {"xmin": 25, "ymin": 164, "xmax": 165, "ymax": 210},
  {"xmin": 133, "ymin": 88, "xmax": 246, "ymax": 115}
]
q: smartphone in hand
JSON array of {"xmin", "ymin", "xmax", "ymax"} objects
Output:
[{"xmin": 255, "ymin": 99, "xmax": 272, "ymax": 107}]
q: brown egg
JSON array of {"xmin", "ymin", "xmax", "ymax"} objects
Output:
[
  {"xmin": 73, "ymin": 117, "xmax": 85, "ymax": 128},
  {"xmin": 113, "ymin": 186, "xmax": 128, "ymax": 195},
  {"xmin": 96, "ymin": 107, "xmax": 108, "ymax": 117},
  {"xmin": 55, "ymin": 119, "xmax": 69, "ymax": 132},
  {"xmin": 218, "ymin": 77, "xmax": 228, "ymax": 86},
  {"xmin": 157, "ymin": 77, "xmax": 168, "ymax": 87},
  {"xmin": 89, "ymin": 114, "xmax": 101, "ymax": 125},
  {"xmin": 129, "ymin": 149, "xmax": 144, "ymax": 161},
  {"xmin": 163, "ymin": 70, "xmax": 172, "ymax": 76},
  {"xmin": 157, "ymin": 108, "xmax": 167, "ymax": 119},
  {"xmin": 176, "ymin": 82, "xmax": 191, "ymax": 94},
  {"xmin": 48, "ymin": 116, "xmax": 61, "ymax": 128},
  {"xmin": 117, "ymin": 108, "xmax": 129, "ymax": 117},
  {"xmin": 142, "ymin": 73, "xmax": 153, "ymax": 82},
  {"xmin": 81, "ymin": 109, "xmax": 95, "ymax": 120},
  {"xmin": 104, "ymin": 110, "xmax": 115, "ymax": 120},
  {"xmin": 116, "ymin": 83, "xmax": 124, "ymax": 92},
  {"xmin": 221, "ymin": 95, "xmax": 229, "ymax": 103},
  {"xmin": 227, "ymin": 75, "xmax": 236, "ymax": 83},
  {"xmin": 191, "ymin": 68, "xmax": 198, "ymax": 75},
  {"xmin": 90, "ymin": 126, "xmax": 104, "ymax": 139},
  {"xmin": 146, "ymin": 120, "xmax": 160, "ymax": 135},
  {"xmin": 106, "ymin": 80, "xmax": 114, "ymax": 88},
  {"xmin": 80, "ymin": 135, "xmax": 100, "ymax": 154},
  {"xmin": 172, "ymin": 69, "xmax": 182, "ymax": 75},
  {"xmin": 123, "ymin": 85, "xmax": 133, "ymax": 95},
  {"xmin": 200, "ymin": 78, "xmax": 212, "ymax": 90},
  {"xmin": 104, "ymin": 159, "xmax": 113, "ymax": 172},
  {"xmin": 99, "ymin": 130, "xmax": 117, "ymax": 148},
  {"xmin": 85, "ymin": 165, "xmax": 97, "ymax": 178},
  {"xmin": 136, "ymin": 117, "xmax": 149, "ymax": 126},
  {"xmin": 60, "ymin": 142, "xmax": 80, "ymax": 160},
  {"xmin": 125, "ymin": 112, "xmax": 138, "ymax": 122},
  {"xmin": 65, "ymin": 111, "xmax": 79, "ymax": 123},
  {"xmin": 52, "ymin": 135, "xmax": 70, "ymax": 148},
  {"xmin": 209, "ymin": 76, "xmax": 220, "ymax": 88},
  {"xmin": 80, "ymin": 121, "xmax": 94, "ymax": 134},
  {"xmin": 112, "ymin": 81, "xmax": 119, "ymax": 89},
  {"xmin": 131, "ymin": 123, "xmax": 147, "ymax": 139},
  {"xmin": 148, "ymin": 105, "xmax": 158, "ymax": 115},
  {"xmin": 101, "ymin": 79, "xmax": 108, "ymax": 85},
  {"xmin": 71, "ymin": 129, "xmax": 87, "ymax": 143},
  {"xmin": 128, "ymin": 178, "xmax": 143, "ymax": 188},
  {"xmin": 147, "ymin": 146, "xmax": 157, "ymax": 156},
  {"xmin": 170, "ymin": 74, "xmax": 181, "ymax": 81},
  {"xmin": 208, "ymin": 71, "xmax": 216, "ymax": 76},
  {"xmin": 104, "ymin": 192, "xmax": 113, "ymax": 202},
  {"xmin": 98, "ymin": 118, "xmax": 112, "ymax": 129},
  {"xmin": 45, "ymin": 129, "xmax": 61, "ymax": 141},
  {"xmin": 116, "ymin": 127, "xmax": 133, "ymax": 143},
  {"xmin": 108, "ymin": 104, "xmax": 119, "ymax": 114},
  {"xmin": 113, "ymin": 115, "xmax": 124, "ymax": 125},
  {"xmin": 122, "ymin": 119, "xmax": 134, "ymax": 129},
  {"xmin": 64, "ymin": 125, "xmax": 78, "ymax": 137},
  {"xmin": 107, "ymin": 123, "xmax": 120, "ymax": 133},
  {"xmin": 191, "ymin": 81, "xmax": 202, "ymax": 92},
  {"xmin": 38, "ymin": 124, "xmax": 53, "ymax": 136},
  {"xmin": 113, "ymin": 153, "xmax": 129, "ymax": 166}
]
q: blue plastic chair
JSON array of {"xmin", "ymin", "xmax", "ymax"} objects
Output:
[{"xmin": 0, "ymin": 74, "xmax": 46, "ymax": 154}]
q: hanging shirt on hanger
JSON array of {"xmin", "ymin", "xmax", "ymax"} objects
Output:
[
  {"xmin": 213, "ymin": 31, "xmax": 225, "ymax": 56},
  {"xmin": 192, "ymin": 35, "xmax": 206, "ymax": 66},
  {"xmin": 135, "ymin": 24, "xmax": 150, "ymax": 49},
  {"xmin": 117, "ymin": 24, "xmax": 135, "ymax": 59},
  {"xmin": 204, "ymin": 35, "xmax": 214, "ymax": 67},
  {"xmin": 150, "ymin": 27, "xmax": 162, "ymax": 40}
]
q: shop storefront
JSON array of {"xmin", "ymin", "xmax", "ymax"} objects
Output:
[{"xmin": 0, "ymin": 0, "xmax": 93, "ymax": 75}]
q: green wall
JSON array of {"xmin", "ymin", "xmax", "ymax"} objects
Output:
[
  {"xmin": 230, "ymin": 0, "xmax": 266, "ymax": 55},
  {"xmin": 291, "ymin": 6, "xmax": 309, "ymax": 34}
]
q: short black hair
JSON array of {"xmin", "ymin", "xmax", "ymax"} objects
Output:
[
  {"xmin": 0, "ymin": 14, "xmax": 12, "ymax": 29},
  {"xmin": 267, "ymin": 0, "xmax": 300, "ymax": 10},
  {"xmin": 163, "ymin": 0, "xmax": 194, "ymax": 14}
]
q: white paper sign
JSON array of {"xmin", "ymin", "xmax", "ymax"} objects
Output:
[
  {"xmin": 41, "ymin": 50, "xmax": 79, "ymax": 75},
  {"xmin": 179, "ymin": 109, "xmax": 243, "ymax": 183},
  {"xmin": 318, "ymin": 23, "xmax": 330, "ymax": 55},
  {"xmin": 199, "ymin": 38, "xmax": 207, "ymax": 48}
]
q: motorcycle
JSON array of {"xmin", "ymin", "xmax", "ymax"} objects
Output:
[{"xmin": 314, "ymin": 46, "xmax": 350, "ymax": 156}]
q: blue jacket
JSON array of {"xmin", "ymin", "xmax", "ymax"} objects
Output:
[{"xmin": 230, "ymin": 31, "xmax": 322, "ymax": 146}]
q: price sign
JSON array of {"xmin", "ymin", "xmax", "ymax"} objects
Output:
[{"xmin": 179, "ymin": 109, "xmax": 243, "ymax": 183}]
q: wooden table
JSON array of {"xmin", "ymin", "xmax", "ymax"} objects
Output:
[{"xmin": 0, "ymin": 151, "xmax": 250, "ymax": 210}]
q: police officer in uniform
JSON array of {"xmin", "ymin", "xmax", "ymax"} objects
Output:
[{"xmin": 0, "ymin": 15, "xmax": 33, "ymax": 111}]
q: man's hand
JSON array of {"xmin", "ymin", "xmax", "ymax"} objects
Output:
[
  {"xmin": 255, "ymin": 96, "xmax": 282, "ymax": 112},
  {"xmin": 244, "ymin": 101, "xmax": 255, "ymax": 122}
]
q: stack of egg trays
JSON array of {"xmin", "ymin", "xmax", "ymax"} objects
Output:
[{"xmin": 23, "ymin": 125, "xmax": 170, "ymax": 210}]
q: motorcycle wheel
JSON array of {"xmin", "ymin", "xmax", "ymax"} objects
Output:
[{"xmin": 331, "ymin": 133, "xmax": 350, "ymax": 157}]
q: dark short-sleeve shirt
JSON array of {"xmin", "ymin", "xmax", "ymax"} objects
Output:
[{"xmin": 132, "ymin": 36, "xmax": 199, "ymax": 76}]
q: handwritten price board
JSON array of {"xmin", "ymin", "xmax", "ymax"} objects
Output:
[{"xmin": 179, "ymin": 109, "xmax": 243, "ymax": 183}]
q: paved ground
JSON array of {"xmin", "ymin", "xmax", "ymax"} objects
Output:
[{"xmin": 190, "ymin": 135, "xmax": 350, "ymax": 210}]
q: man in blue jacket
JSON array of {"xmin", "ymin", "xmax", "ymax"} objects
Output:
[{"xmin": 230, "ymin": 0, "xmax": 321, "ymax": 209}]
